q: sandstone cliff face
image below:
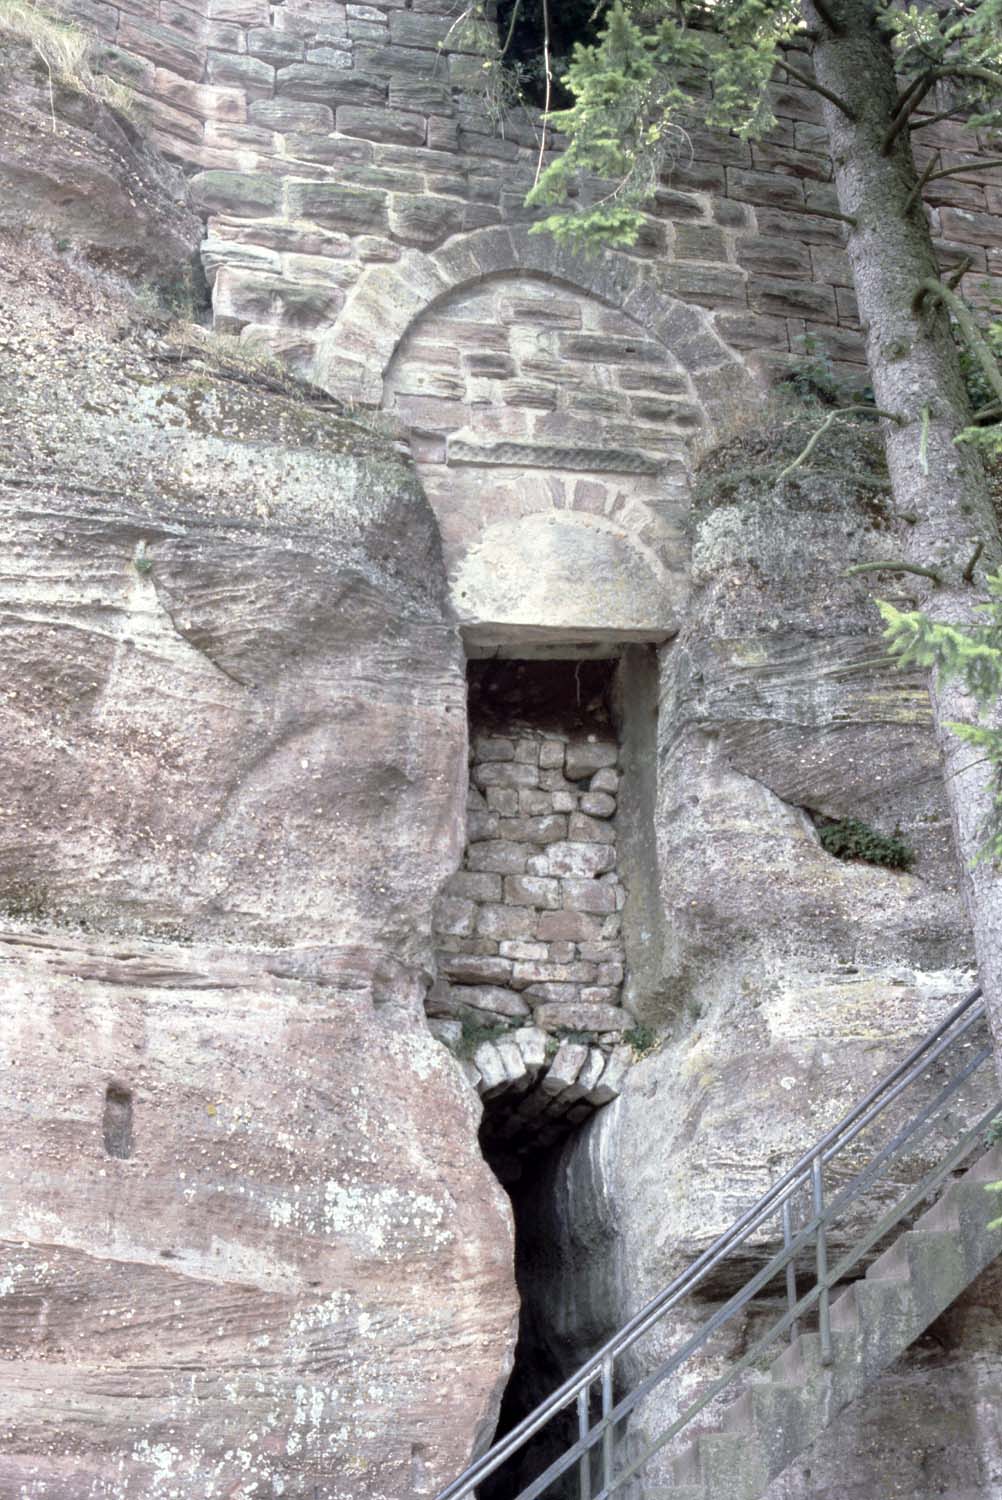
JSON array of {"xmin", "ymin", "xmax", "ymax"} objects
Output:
[
  {"xmin": 0, "ymin": 43, "xmax": 516, "ymax": 1498},
  {"xmin": 518, "ymin": 419, "xmax": 1001, "ymax": 1495}
]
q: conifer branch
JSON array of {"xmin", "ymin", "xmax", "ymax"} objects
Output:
[
  {"xmin": 904, "ymin": 150, "xmax": 941, "ymax": 214},
  {"xmin": 963, "ymin": 540, "xmax": 984, "ymax": 583},
  {"xmin": 846, "ymin": 562, "xmax": 944, "ymax": 583},
  {"xmin": 777, "ymin": 405, "xmax": 902, "ymax": 483},
  {"xmin": 908, "ymin": 157, "xmax": 1002, "ymax": 214},
  {"xmin": 886, "ymin": 63, "xmax": 1002, "ymax": 153},
  {"xmin": 915, "ymin": 279, "xmax": 1002, "ymax": 410},
  {"xmin": 945, "ymin": 256, "xmax": 973, "ymax": 290},
  {"xmin": 931, "ymin": 64, "xmax": 1002, "ymax": 93},
  {"xmin": 909, "ymin": 107, "xmax": 962, "ymax": 133},
  {"xmin": 775, "ymin": 59, "xmax": 856, "ymax": 120},
  {"xmin": 883, "ymin": 72, "xmax": 937, "ymax": 153}
]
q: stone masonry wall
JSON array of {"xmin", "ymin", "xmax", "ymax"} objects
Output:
[
  {"xmin": 59, "ymin": 0, "xmax": 1002, "ymax": 640},
  {"xmin": 426, "ymin": 697, "xmax": 635, "ymax": 1143},
  {"xmin": 433, "ymin": 725, "xmax": 627, "ymax": 1033},
  {"xmin": 63, "ymin": 0, "xmax": 1002, "ymax": 391},
  {"xmin": 383, "ymin": 275, "xmax": 693, "ymax": 638}
]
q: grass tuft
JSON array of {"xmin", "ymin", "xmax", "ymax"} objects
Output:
[{"xmin": 0, "ymin": 0, "xmax": 132, "ymax": 113}]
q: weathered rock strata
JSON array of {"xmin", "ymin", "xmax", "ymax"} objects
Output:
[
  {"xmin": 0, "ymin": 56, "xmax": 516, "ymax": 1498},
  {"xmin": 517, "ymin": 420, "xmax": 1002, "ymax": 1497}
]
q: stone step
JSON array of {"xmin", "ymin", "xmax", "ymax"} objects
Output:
[
  {"xmin": 671, "ymin": 1430, "xmax": 768, "ymax": 1498},
  {"xmin": 726, "ymin": 1380, "xmax": 822, "ymax": 1479},
  {"xmin": 644, "ymin": 1487, "xmax": 706, "ymax": 1500},
  {"xmin": 596, "ymin": 1145, "xmax": 1002, "ymax": 1500}
]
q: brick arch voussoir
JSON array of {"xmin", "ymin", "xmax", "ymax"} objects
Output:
[{"xmin": 312, "ymin": 227, "xmax": 753, "ymax": 435}]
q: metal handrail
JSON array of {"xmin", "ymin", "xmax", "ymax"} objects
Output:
[{"xmin": 437, "ymin": 984, "xmax": 995, "ymax": 1500}]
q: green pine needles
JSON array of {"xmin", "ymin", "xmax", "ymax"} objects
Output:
[
  {"xmin": 522, "ymin": 0, "xmax": 1002, "ymax": 253},
  {"xmin": 526, "ymin": 0, "xmax": 800, "ymax": 251},
  {"xmin": 880, "ymin": 577, "xmax": 1002, "ymax": 864},
  {"xmin": 817, "ymin": 817, "xmax": 915, "ymax": 872}
]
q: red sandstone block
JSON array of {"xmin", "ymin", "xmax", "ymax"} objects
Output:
[
  {"xmin": 496, "ymin": 816, "xmax": 568, "ymax": 846},
  {"xmin": 536, "ymin": 909, "xmax": 607, "ymax": 943},
  {"xmin": 441, "ymin": 953, "xmax": 512, "ymax": 986},
  {"xmin": 939, "ymin": 206, "xmax": 1002, "ymax": 248},
  {"xmin": 561, "ymin": 879, "xmax": 616, "ymax": 916},
  {"xmin": 504, "ymin": 876, "xmax": 562, "ymax": 910},
  {"xmin": 477, "ymin": 904, "xmax": 538, "ymax": 941},
  {"xmin": 534, "ymin": 1003, "xmax": 625, "ymax": 1033}
]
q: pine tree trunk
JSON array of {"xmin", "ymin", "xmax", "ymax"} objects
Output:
[{"xmin": 808, "ymin": 0, "xmax": 1002, "ymax": 1057}]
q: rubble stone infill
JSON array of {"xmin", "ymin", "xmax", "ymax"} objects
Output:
[
  {"xmin": 427, "ymin": 723, "xmax": 633, "ymax": 1127},
  {"xmin": 431, "ymin": 727, "xmax": 627, "ymax": 1030}
]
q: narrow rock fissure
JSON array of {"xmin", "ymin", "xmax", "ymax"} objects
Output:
[
  {"xmin": 426, "ymin": 653, "xmax": 655, "ymax": 1496},
  {"xmin": 478, "ymin": 1132, "xmax": 580, "ymax": 1500}
]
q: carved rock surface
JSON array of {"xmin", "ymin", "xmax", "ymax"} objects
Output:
[
  {"xmin": 0, "ymin": 39, "xmax": 201, "ymax": 285},
  {"xmin": 519, "ymin": 420, "xmax": 999, "ymax": 1493},
  {"xmin": 0, "ymin": 61, "xmax": 516, "ymax": 1499}
]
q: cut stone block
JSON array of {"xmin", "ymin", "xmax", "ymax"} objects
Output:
[
  {"xmin": 485, "ymin": 788, "xmax": 519, "ymax": 814},
  {"xmin": 466, "ymin": 841, "xmax": 533, "ymax": 874},
  {"xmin": 441, "ymin": 954, "xmax": 513, "ymax": 986},
  {"xmin": 473, "ymin": 762, "xmax": 540, "ymax": 789},
  {"xmin": 467, "ymin": 809, "xmax": 500, "ymax": 842},
  {"xmin": 519, "ymin": 790, "xmax": 556, "ymax": 815},
  {"xmin": 496, "ymin": 815, "xmax": 568, "ymax": 845},
  {"xmin": 535, "ymin": 1003, "xmax": 626, "ymax": 1033},
  {"xmin": 579, "ymin": 792, "xmax": 616, "ymax": 818},
  {"xmin": 564, "ymin": 741, "xmax": 620, "ymax": 780},
  {"xmin": 459, "ymin": 1059, "xmax": 482, "ymax": 1091},
  {"xmin": 495, "ymin": 1038, "xmax": 531, "ymax": 1091},
  {"xmin": 477, "ymin": 903, "xmax": 537, "ymax": 941},
  {"xmin": 581, "ymin": 986, "xmax": 620, "ymax": 1006},
  {"xmin": 452, "ymin": 985, "xmax": 530, "ymax": 1020},
  {"xmin": 525, "ymin": 981, "xmax": 582, "ymax": 1004},
  {"xmin": 512, "ymin": 961, "xmax": 598, "ymax": 989},
  {"xmin": 588, "ymin": 1043, "xmax": 633, "ymax": 1103},
  {"xmin": 499, "ymin": 940, "xmax": 548, "ymax": 961},
  {"xmin": 504, "ymin": 875, "xmax": 562, "ymax": 910},
  {"xmin": 433, "ymin": 896, "xmax": 475, "ymax": 936},
  {"xmin": 474, "ymin": 735, "xmax": 515, "ymax": 761},
  {"xmin": 568, "ymin": 812, "xmax": 616, "ymax": 845},
  {"xmin": 530, "ymin": 842, "xmax": 616, "ymax": 879},
  {"xmin": 428, "ymin": 1018, "xmax": 462, "ymax": 1048},
  {"xmin": 513, "ymin": 1026, "xmax": 548, "ymax": 1073},
  {"xmin": 540, "ymin": 1041, "xmax": 588, "ymax": 1096},
  {"xmin": 560, "ymin": 878, "xmax": 617, "ymax": 915},
  {"xmin": 578, "ymin": 1048, "xmax": 607, "ymax": 1094},
  {"xmin": 473, "ymin": 1041, "xmax": 506, "ymax": 1095},
  {"xmin": 446, "ymin": 871, "xmax": 502, "ymax": 902},
  {"xmin": 535, "ymin": 909, "xmax": 607, "ymax": 943}
]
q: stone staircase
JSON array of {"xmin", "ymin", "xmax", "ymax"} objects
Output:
[
  {"xmin": 436, "ymin": 985, "xmax": 1002, "ymax": 1500},
  {"xmin": 650, "ymin": 1142, "xmax": 1002, "ymax": 1500}
]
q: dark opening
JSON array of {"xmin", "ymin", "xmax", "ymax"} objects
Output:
[
  {"xmin": 495, "ymin": 0, "xmax": 603, "ymax": 109},
  {"xmin": 464, "ymin": 656, "xmax": 625, "ymax": 1498},
  {"xmin": 102, "ymin": 1085, "xmax": 134, "ymax": 1159},
  {"xmin": 469, "ymin": 656, "xmax": 616, "ymax": 735}
]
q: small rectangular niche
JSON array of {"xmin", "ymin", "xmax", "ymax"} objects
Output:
[{"xmin": 102, "ymin": 1084, "xmax": 134, "ymax": 1159}]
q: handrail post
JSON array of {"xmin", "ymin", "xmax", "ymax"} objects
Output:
[
  {"xmin": 601, "ymin": 1353, "xmax": 615, "ymax": 1493},
  {"xmin": 577, "ymin": 1384, "xmax": 592, "ymax": 1500},
  {"xmin": 812, "ymin": 1154, "xmax": 832, "ymax": 1366},
  {"xmin": 782, "ymin": 1197, "xmax": 800, "ymax": 1345}
]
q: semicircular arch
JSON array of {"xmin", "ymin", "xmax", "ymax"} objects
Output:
[{"xmin": 312, "ymin": 223, "xmax": 756, "ymax": 442}]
